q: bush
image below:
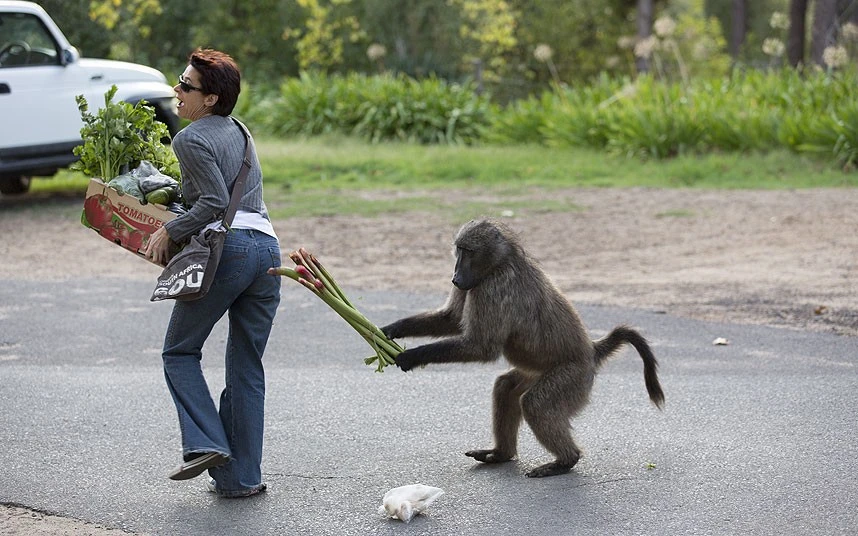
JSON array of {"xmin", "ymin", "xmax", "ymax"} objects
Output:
[
  {"xmin": 255, "ymin": 71, "xmax": 490, "ymax": 145},
  {"xmin": 486, "ymin": 67, "xmax": 858, "ymax": 166},
  {"xmin": 243, "ymin": 66, "xmax": 858, "ymax": 169}
]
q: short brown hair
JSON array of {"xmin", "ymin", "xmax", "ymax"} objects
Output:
[{"xmin": 189, "ymin": 48, "xmax": 241, "ymax": 116}]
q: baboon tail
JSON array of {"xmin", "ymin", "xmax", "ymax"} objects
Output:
[{"xmin": 593, "ymin": 325, "xmax": 665, "ymax": 409}]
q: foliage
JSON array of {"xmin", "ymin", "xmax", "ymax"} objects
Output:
[
  {"xmin": 253, "ymin": 71, "xmax": 490, "ymax": 144},
  {"xmin": 37, "ymin": 0, "xmax": 112, "ymax": 58},
  {"xmin": 828, "ymin": 101, "xmax": 858, "ymax": 170},
  {"xmin": 484, "ymin": 93, "xmax": 553, "ymax": 145},
  {"xmin": 71, "ymin": 86, "xmax": 179, "ymax": 180},
  {"xmin": 704, "ymin": 0, "xmax": 787, "ymax": 67},
  {"xmin": 449, "ymin": 0, "xmax": 518, "ymax": 82},
  {"xmin": 487, "ymin": 66, "xmax": 858, "ymax": 165},
  {"xmin": 191, "ymin": 0, "xmax": 300, "ymax": 82},
  {"xmin": 40, "ymin": 0, "xmax": 808, "ymax": 100},
  {"xmin": 88, "ymin": 0, "xmax": 162, "ymax": 63},
  {"xmin": 508, "ymin": 0, "xmax": 643, "ymax": 92},
  {"xmin": 284, "ymin": 0, "xmax": 365, "ymax": 71},
  {"xmin": 606, "ymin": 77, "xmax": 705, "ymax": 158},
  {"xmin": 626, "ymin": 0, "xmax": 732, "ymax": 85},
  {"xmin": 667, "ymin": 0, "xmax": 732, "ymax": 79},
  {"xmin": 41, "ymin": 0, "xmax": 858, "ymax": 171},
  {"xmin": 355, "ymin": 0, "xmax": 463, "ymax": 79}
]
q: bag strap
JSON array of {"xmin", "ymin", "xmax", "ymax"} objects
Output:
[{"xmin": 221, "ymin": 118, "xmax": 253, "ymax": 227}]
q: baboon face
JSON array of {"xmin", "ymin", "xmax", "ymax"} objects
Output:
[
  {"xmin": 452, "ymin": 220, "xmax": 512, "ymax": 290},
  {"xmin": 452, "ymin": 245, "xmax": 480, "ymax": 290}
]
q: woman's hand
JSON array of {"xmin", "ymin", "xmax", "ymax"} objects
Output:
[{"xmin": 145, "ymin": 226, "xmax": 173, "ymax": 266}]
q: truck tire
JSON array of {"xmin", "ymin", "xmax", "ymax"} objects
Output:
[{"xmin": 0, "ymin": 176, "xmax": 32, "ymax": 195}]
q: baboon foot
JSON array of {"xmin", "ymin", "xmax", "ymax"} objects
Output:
[
  {"xmin": 525, "ymin": 460, "xmax": 575, "ymax": 478},
  {"xmin": 465, "ymin": 449, "xmax": 513, "ymax": 464}
]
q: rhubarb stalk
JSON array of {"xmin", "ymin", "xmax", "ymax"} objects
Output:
[{"xmin": 268, "ymin": 250, "xmax": 403, "ymax": 372}]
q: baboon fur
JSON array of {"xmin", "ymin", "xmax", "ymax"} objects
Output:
[{"xmin": 381, "ymin": 218, "xmax": 664, "ymax": 478}]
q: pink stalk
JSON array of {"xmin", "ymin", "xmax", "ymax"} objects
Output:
[{"xmin": 295, "ymin": 265, "xmax": 313, "ymax": 281}]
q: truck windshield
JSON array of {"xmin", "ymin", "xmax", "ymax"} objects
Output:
[{"xmin": 0, "ymin": 13, "xmax": 60, "ymax": 68}]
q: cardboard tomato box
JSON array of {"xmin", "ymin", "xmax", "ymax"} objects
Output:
[{"xmin": 81, "ymin": 178, "xmax": 176, "ymax": 264}]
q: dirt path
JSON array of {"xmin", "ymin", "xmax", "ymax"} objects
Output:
[
  {"xmin": 3, "ymin": 187, "xmax": 856, "ymax": 335},
  {"xmin": 0, "ymin": 186, "xmax": 856, "ymax": 533}
]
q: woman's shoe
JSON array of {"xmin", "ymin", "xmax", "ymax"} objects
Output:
[
  {"xmin": 205, "ymin": 478, "xmax": 267, "ymax": 498},
  {"xmin": 168, "ymin": 452, "xmax": 229, "ymax": 481}
]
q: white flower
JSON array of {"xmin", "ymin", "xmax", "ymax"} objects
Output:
[
  {"xmin": 823, "ymin": 45, "xmax": 849, "ymax": 69},
  {"xmin": 619, "ymin": 83, "xmax": 637, "ymax": 99},
  {"xmin": 842, "ymin": 22, "xmax": 858, "ymax": 42},
  {"xmin": 534, "ymin": 44, "xmax": 553, "ymax": 63},
  {"xmin": 617, "ymin": 35, "xmax": 637, "ymax": 50},
  {"xmin": 634, "ymin": 35, "xmax": 659, "ymax": 59},
  {"xmin": 366, "ymin": 43, "xmax": 386, "ymax": 62},
  {"xmin": 769, "ymin": 12, "xmax": 789, "ymax": 31},
  {"xmin": 762, "ymin": 38, "xmax": 785, "ymax": 58},
  {"xmin": 692, "ymin": 39, "xmax": 713, "ymax": 60},
  {"xmin": 654, "ymin": 16, "xmax": 676, "ymax": 38}
]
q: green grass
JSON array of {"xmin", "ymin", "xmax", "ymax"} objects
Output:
[{"xmin": 28, "ymin": 136, "xmax": 858, "ymax": 218}]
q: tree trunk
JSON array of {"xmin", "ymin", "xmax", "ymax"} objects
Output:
[
  {"xmin": 787, "ymin": 0, "xmax": 809, "ymax": 67},
  {"xmin": 810, "ymin": 0, "xmax": 838, "ymax": 66},
  {"xmin": 836, "ymin": 0, "xmax": 858, "ymax": 24},
  {"xmin": 729, "ymin": 0, "xmax": 747, "ymax": 60},
  {"xmin": 636, "ymin": 0, "xmax": 653, "ymax": 74}
]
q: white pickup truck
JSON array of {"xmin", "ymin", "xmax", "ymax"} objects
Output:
[{"xmin": 0, "ymin": 1, "xmax": 179, "ymax": 194}]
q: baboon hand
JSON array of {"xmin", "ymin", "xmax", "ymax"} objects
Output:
[
  {"xmin": 393, "ymin": 348, "xmax": 425, "ymax": 372},
  {"xmin": 381, "ymin": 321, "xmax": 402, "ymax": 340}
]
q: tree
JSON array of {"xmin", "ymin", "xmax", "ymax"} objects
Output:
[
  {"xmin": 88, "ymin": 0, "xmax": 163, "ymax": 63},
  {"xmin": 193, "ymin": 0, "xmax": 300, "ymax": 80},
  {"xmin": 285, "ymin": 0, "xmax": 365, "ymax": 71},
  {"xmin": 508, "ymin": 0, "xmax": 642, "ymax": 88},
  {"xmin": 729, "ymin": 0, "xmax": 747, "ymax": 60},
  {"xmin": 786, "ymin": 0, "xmax": 809, "ymax": 67},
  {"xmin": 356, "ymin": 0, "xmax": 462, "ymax": 78},
  {"xmin": 636, "ymin": 0, "xmax": 655, "ymax": 73},
  {"xmin": 37, "ymin": 0, "xmax": 112, "ymax": 58},
  {"xmin": 449, "ymin": 0, "xmax": 518, "ymax": 83},
  {"xmin": 810, "ymin": 0, "xmax": 838, "ymax": 66}
]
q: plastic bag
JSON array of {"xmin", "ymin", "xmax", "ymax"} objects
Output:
[
  {"xmin": 134, "ymin": 160, "xmax": 179, "ymax": 194},
  {"xmin": 106, "ymin": 172, "xmax": 145, "ymax": 202},
  {"xmin": 106, "ymin": 161, "xmax": 180, "ymax": 204},
  {"xmin": 378, "ymin": 484, "xmax": 444, "ymax": 523}
]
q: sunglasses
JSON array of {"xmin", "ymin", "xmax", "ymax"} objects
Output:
[{"xmin": 178, "ymin": 75, "xmax": 203, "ymax": 93}]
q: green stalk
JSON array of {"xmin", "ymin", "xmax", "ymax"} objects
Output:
[
  {"xmin": 308, "ymin": 254, "xmax": 353, "ymax": 308},
  {"xmin": 296, "ymin": 249, "xmax": 353, "ymax": 308},
  {"xmin": 311, "ymin": 282, "xmax": 403, "ymax": 356},
  {"xmin": 268, "ymin": 264, "xmax": 403, "ymax": 370}
]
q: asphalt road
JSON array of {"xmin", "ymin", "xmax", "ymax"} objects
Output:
[{"xmin": 1, "ymin": 278, "xmax": 856, "ymax": 535}]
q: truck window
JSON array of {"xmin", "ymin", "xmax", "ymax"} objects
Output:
[{"xmin": 0, "ymin": 13, "xmax": 60, "ymax": 68}]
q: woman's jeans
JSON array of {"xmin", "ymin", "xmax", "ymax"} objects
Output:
[{"xmin": 162, "ymin": 229, "xmax": 281, "ymax": 496}]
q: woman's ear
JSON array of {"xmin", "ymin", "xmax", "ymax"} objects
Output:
[{"xmin": 204, "ymin": 93, "xmax": 219, "ymax": 108}]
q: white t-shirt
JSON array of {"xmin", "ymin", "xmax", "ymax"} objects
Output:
[
  {"xmin": 231, "ymin": 210, "xmax": 278, "ymax": 239},
  {"xmin": 204, "ymin": 210, "xmax": 277, "ymax": 239}
]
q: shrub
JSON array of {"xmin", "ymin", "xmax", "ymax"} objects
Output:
[{"xmin": 256, "ymin": 71, "xmax": 490, "ymax": 144}]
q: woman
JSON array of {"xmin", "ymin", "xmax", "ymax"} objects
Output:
[{"xmin": 145, "ymin": 48, "xmax": 280, "ymax": 498}]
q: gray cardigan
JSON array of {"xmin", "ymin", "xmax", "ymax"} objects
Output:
[{"xmin": 164, "ymin": 115, "xmax": 269, "ymax": 244}]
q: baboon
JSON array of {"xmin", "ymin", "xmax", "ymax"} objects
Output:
[{"xmin": 381, "ymin": 218, "xmax": 664, "ymax": 478}]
